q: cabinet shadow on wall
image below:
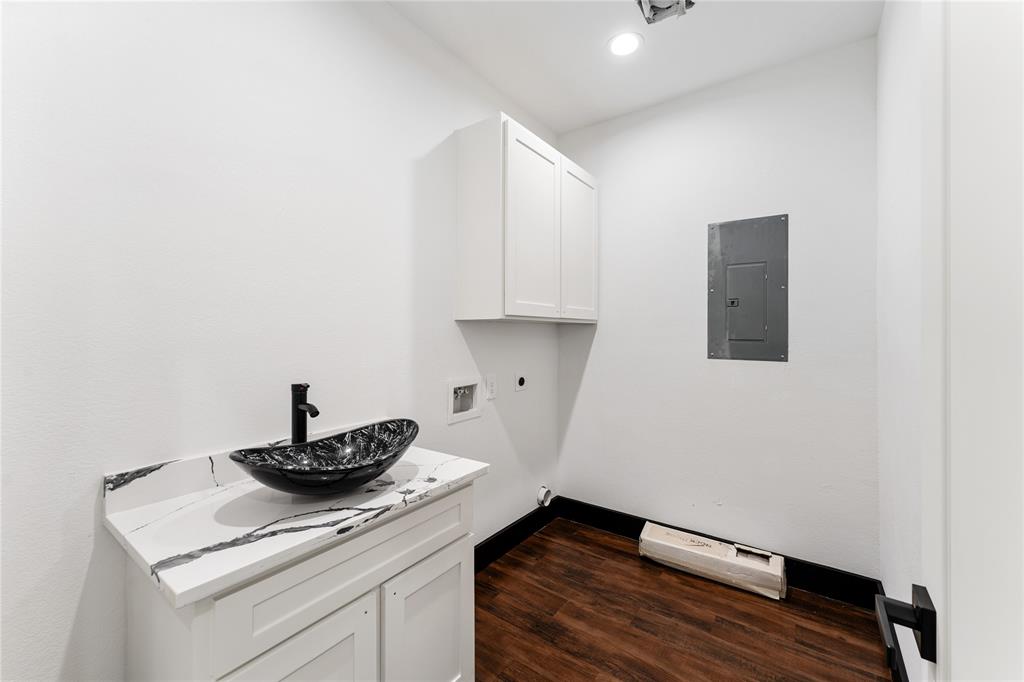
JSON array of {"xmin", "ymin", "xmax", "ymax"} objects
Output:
[
  {"xmin": 408, "ymin": 128, "xmax": 595, "ymax": 476},
  {"xmin": 407, "ymin": 130, "xmax": 551, "ymax": 480},
  {"xmin": 408, "ymin": 132, "xmax": 459, "ymax": 441},
  {"xmin": 555, "ymin": 323, "xmax": 596, "ymax": 453},
  {"xmin": 456, "ymin": 320, "xmax": 558, "ymax": 468}
]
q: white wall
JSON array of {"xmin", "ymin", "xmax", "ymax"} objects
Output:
[
  {"xmin": 1, "ymin": 3, "xmax": 559, "ymax": 679},
  {"xmin": 878, "ymin": 4, "xmax": 1024, "ymax": 678},
  {"xmin": 876, "ymin": 1, "xmax": 948, "ymax": 678},
  {"xmin": 557, "ymin": 39, "xmax": 879, "ymax": 576},
  {"xmin": 947, "ymin": 1, "xmax": 1023, "ymax": 678}
]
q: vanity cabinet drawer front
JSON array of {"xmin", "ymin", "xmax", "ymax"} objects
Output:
[
  {"xmin": 220, "ymin": 590, "xmax": 378, "ymax": 682},
  {"xmin": 211, "ymin": 487, "xmax": 473, "ymax": 679}
]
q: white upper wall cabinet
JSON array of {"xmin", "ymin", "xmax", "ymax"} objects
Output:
[
  {"xmin": 504, "ymin": 120, "xmax": 562, "ymax": 318},
  {"xmin": 559, "ymin": 158, "xmax": 599, "ymax": 320},
  {"xmin": 456, "ymin": 113, "xmax": 598, "ymax": 323}
]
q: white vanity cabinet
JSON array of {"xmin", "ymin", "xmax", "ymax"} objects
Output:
[
  {"xmin": 455, "ymin": 113, "xmax": 598, "ymax": 323},
  {"xmin": 382, "ymin": 537, "xmax": 474, "ymax": 681},
  {"xmin": 124, "ymin": 486, "xmax": 478, "ymax": 682},
  {"xmin": 222, "ymin": 590, "xmax": 380, "ymax": 682}
]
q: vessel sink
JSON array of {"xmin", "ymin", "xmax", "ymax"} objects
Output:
[{"xmin": 230, "ymin": 418, "xmax": 419, "ymax": 496}]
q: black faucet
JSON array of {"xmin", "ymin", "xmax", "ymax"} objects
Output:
[{"xmin": 291, "ymin": 383, "xmax": 319, "ymax": 444}]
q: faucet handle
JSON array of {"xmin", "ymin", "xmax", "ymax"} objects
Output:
[{"xmin": 291, "ymin": 383, "xmax": 310, "ymax": 392}]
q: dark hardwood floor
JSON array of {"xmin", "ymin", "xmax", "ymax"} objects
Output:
[{"xmin": 476, "ymin": 519, "xmax": 889, "ymax": 681}]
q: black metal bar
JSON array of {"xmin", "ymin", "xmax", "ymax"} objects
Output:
[{"xmin": 875, "ymin": 585, "xmax": 937, "ymax": 682}]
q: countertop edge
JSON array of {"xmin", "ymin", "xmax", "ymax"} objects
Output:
[{"xmin": 108, "ymin": 460, "xmax": 488, "ymax": 609}]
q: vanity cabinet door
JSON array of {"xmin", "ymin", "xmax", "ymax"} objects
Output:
[
  {"xmin": 559, "ymin": 158, "xmax": 599, "ymax": 321},
  {"xmin": 222, "ymin": 591, "xmax": 378, "ymax": 682},
  {"xmin": 503, "ymin": 118, "xmax": 562, "ymax": 319},
  {"xmin": 382, "ymin": 536, "xmax": 474, "ymax": 682}
]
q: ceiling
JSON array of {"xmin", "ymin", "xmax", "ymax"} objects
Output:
[{"xmin": 393, "ymin": 1, "xmax": 883, "ymax": 134}]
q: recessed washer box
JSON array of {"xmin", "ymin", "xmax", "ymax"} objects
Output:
[
  {"xmin": 447, "ymin": 376, "xmax": 481, "ymax": 424},
  {"xmin": 708, "ymin": 214, "xmax": 788, "ymax": 361}
]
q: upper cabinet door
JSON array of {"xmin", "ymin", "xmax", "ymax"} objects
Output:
[
  {"xmin": 503, "ymin": 119, "xmax": 561, "ymax": 318},
  {"xmin": 560, "ymin": 159, "xmax": 599, "ymax": 320}
]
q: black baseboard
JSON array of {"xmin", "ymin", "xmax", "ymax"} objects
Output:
[
  {"xmin": 474, "ymin": 503, "xmax": 557, "ymax": 573},
  {"xmin": 785, "ymin": 556, "xmax": 885, "ymax": 609},
  {"xmin": 476, "ymin": 495, "xmax": 884, "ymax": 610}
]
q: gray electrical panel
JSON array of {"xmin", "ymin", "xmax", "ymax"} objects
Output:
[{"xmin": 708, "ymin": 214, "xmax": 788, "ymax": 361}]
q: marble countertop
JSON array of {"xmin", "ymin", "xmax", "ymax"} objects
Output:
[{"xmin": 103, "ymin": 443, "xmax": 488, "ymax": 608}]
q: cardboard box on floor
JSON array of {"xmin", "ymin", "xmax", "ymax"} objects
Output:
[{"xmin": 639, "ymin": 522, "xmax": 787, "ymax": 600}]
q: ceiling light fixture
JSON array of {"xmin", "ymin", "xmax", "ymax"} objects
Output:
[
  {"xmin": 637, "ymin": 0, "xmax": 694, "ymax": 25},
  {"xmin": 608, "ymin": 32, "xmax": 643, "ymax": 57}
]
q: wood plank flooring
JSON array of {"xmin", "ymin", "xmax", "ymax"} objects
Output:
[{"xmin": 476, "ymin": 519, "xmax": 889, "ymax": 681}]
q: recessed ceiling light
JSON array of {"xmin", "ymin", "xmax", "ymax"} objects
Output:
[{"xmin": 608, "ymin": 32, "xmax": 643, "ymax": 57}]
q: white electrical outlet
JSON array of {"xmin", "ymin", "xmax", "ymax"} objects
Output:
[
  {"xmin": 484, "ymin": 374, "xmax": 497, "ymax": 400},
  {"xmin": 514, "ymin": 373, "xmax": 527, "ymax": 392}
]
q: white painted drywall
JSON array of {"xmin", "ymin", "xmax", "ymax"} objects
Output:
[
  {"xmin": 947, "ymin": 1, "xmax": 1023, "ymax": 678},
  {"xmin": 556, "ymin": 40, "xmax": 879, "ymax": 576},
  {"xmin": 877, "ymin": 0, "xmax": 922, "ymax": 621},
  {"xmin": 876, "ymin": 1, "xmax": 948, "ymax": 678},
  {"xmin": 394, "ymin": 0, "xmax": 883, "ymax": 134},
  {"xmin": 1, "ymin": 4, "xmax": 559, "ymax": 679}
]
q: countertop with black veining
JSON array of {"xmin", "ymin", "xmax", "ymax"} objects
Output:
[{"xmin": 103, "ymin": 445, "xmax": 487, "ymax": 608}]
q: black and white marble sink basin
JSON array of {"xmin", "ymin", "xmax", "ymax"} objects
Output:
[{"xmin": 229, "ymin": 419, "xmax": 419, "ymax": 495}]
